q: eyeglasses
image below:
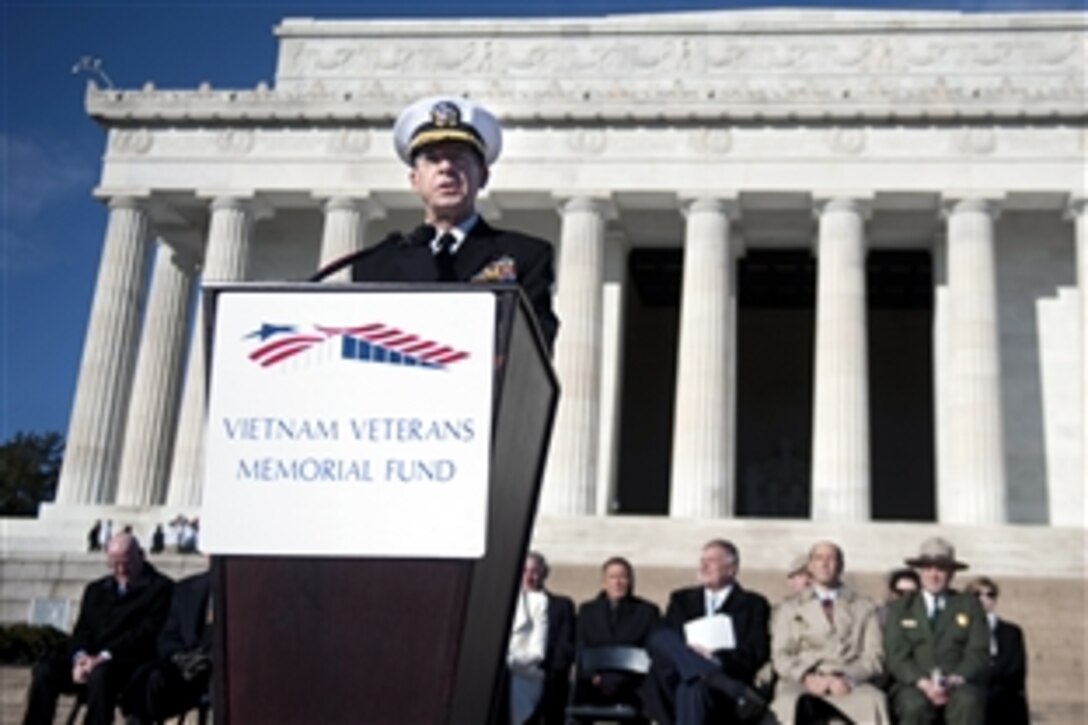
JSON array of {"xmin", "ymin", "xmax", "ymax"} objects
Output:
[{"xmin": 974, "ymin": 590, "xmax": 997, "ymax": 599}]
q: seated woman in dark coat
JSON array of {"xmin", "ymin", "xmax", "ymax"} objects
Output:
[{"xmin": 574, "ymin": 556, "xmax": 661, "ymax": 709}]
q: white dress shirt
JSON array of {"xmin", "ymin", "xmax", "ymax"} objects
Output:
[{"xmin": 429, "ymin": 213, "xmax": 479, "ymax": 255}]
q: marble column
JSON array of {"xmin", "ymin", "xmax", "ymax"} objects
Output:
[
  {"xmin": 541, "ymin": 196, "xmax": 609, "ymax": 515},
  {"xmin": 317, "ymin": 196, "xmax": 382, "ymax": 282},
  {"xmin": 1059, "ymin": 198, "xmax": 1088, "ymax": 526},
  {"xmin": 940, "ymin": 198, "xmax": 1006, "ymax": 524},
  {"xmin": 166, "ymin": 197, "xmax": 258, "ymax": 508},
  {"xmin": 114, "ymin": 241, "xmax": 197, "ymax": 506},
  {"xmin": 595, "ymin": 231, "xmax": 628, "ymax": 516},
  {"xmin": 56, "ymin": 197, "xmax": 153, "ymax": 504},
  {"xmin": 669, "ymin": 198, "xmax": 738, "ymax": 518},
  {"xmin": 931, "ymin": 233, "xmax": 953, "ymax": 507},
  {"xmin": 810, "ymin": 197, "xmax": 871, "ymax": 522}
]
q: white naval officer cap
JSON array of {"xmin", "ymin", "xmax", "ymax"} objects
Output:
[{"xmin": 393, "ymin": 96, "xmax": 503, "ymax": 167}]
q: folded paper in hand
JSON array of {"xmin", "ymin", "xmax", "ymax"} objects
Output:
[{"xmin": 684, "ymin": 614, "xmax": 737, "ymax": 651}]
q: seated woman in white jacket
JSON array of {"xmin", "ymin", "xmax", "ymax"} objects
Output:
[{"xmin": 508, "ymin": 553, "xmax": 550, "ymax": 724}]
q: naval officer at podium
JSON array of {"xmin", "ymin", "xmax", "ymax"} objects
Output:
[{"xmin": 317, "ymin": 96, "xmax": 559, "ymax": 350}]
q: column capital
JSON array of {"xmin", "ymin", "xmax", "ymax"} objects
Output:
[
  {"xmin": 939, "ymin": 193, "xmax": 1005, "ymax": 220},
  {"xmin": 202, "ymin": 193, "xmax": 275, "ymax": 220},
  {"xmin": 314, "ymin": 193, "xmax": 386, "ymax": 220},
  {"xmin": 812, "ymin": 195, "xmax": 873, "ymax": 220},
  {"xmin": 678, "ymin": 194, "xmax": 741, "ymax": 220},
  {"xmin": 93, "ymin": 187, "xmax": 152, "ymax": 204},
  {"xmin": 551, "ymin": 192, "xmax": 618, "ymax": 220},
  {"xmin": 96, "ymin": 195, "xmax": 152, "ymax": 215}
]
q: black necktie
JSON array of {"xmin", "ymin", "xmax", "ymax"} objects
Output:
[{"xmin": 435, "ymin": 232, "xmax": 457, "ymax": 282}]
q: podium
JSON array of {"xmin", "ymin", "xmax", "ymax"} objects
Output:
[{"xmin": 200, "ymin": 283, "xmax": 558, "ymax": 724}]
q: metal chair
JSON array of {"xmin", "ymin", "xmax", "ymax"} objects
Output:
[
  {"xmin": 65, "ymin": 684, "xmax": 209, "ymax": 724},
  {"xmin": 565, "ymin": 645, "xmax": 652, "ymax": 724}
]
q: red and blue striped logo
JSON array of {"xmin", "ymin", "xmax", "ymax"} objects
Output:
[{"xmin": 244, "ymin": 323, "xmax": 469, "ymax": 370}]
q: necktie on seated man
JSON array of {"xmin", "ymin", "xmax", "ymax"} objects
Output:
[
  {"xmin": 821, "ymin": 598, "xmax": 834, "ymax": 625},
  {"xmin": 435, "ymin": 231, "xmax": 458, "ymax": 282},
  {"xmin": 928, "ymin": 595, "xmax": 944, "ymax": 624}
]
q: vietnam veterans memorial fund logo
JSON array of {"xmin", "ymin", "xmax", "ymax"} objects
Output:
[{"xmin": 244, "ymin": 322, "xmax": 470, "ymax": 370}]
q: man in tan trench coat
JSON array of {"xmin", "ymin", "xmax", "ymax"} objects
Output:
[{"xmin": 770, "ymin": 541, "xmax": 889, "ymax": 724}]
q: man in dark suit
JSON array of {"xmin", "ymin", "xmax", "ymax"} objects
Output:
[
  {"xmin": 883, "ymin": 537, "xmax": 989, "ymax": 725},
  {"xmin": 574, "ymin": 556, "xmax": 661, "ymax": 712},
  {"xmin": 324, "ymin": 96, "xmax": 558, "ymax": 349},
  {"xmin": 23, "ymin": 533, "xmax": 173, "ymax": 725},
  {"xmin": 646, "ymin": 539, "xmax": 770, "ymax": 725},
  {"xmin": 121, "ymin": 571, "xmax": 212, "ymax": 724},
  {"xmin": 965, "ymin": 576, "xmax": 1030, "ymax": 725}
]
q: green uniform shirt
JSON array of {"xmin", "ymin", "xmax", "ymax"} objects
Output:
[{"xmin": 882, "ymin": 589, "xmax": 990, "ymax": 689}]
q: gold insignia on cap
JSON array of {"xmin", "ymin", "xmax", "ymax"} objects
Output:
[
  {"xmin": 430, "ymin": 100, "xmax": 462, "ymax": 128},
  {"xmin": 956, "ymin": 612, "xmax": 969, "ymax": 628},
  {"xmin": 394, "ymin": 96, "xmax": 503, "ymax": 166},
  {"xmin": 901, "ymin": 618, "xmax": 918, "ymax": 628}
]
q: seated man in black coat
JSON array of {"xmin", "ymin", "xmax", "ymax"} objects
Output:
[
  {"xmin": 965, "ymin": 576, "xmax": 1030, "ymax": 725},
  {"xmin": 574, "ymin": 556, "xmax": 661, "ymax": 711},
  {"xmin": 23, "ymin": 533, "xmax": 173, "ymax": 725},
  {"xmin": 121, "ymin": 570, "xmax": 212, "ymax": 725},
  {"xmin": 646, "ymin": 539, "xmax": 770, "ymax": 725}
]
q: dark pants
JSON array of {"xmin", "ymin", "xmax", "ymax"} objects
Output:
[
  {"xmin": 120, "ymin": 659, "xmax": 209, "ymax": 725},
  {"xmin": 645, "ymin": 629, "xmax": 745, "ymax": 725},
  {"xmin": 893, "ymin": 683, "xmax": 985, "ymax": 725},
  {"xmin": 575, "ymin": 670, "xmax": 646, "ymax": 708},
  {"xmin": 24, "ymin": 652, "xmax": 136, "ymax": 725},
  {"xmin": 531, "ymin": 670, "xmax": 569, "ymax": 725}
]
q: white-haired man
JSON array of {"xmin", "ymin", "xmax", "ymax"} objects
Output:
[{"xmin": 23, "ymin": 533, "xmax": 172, "ymax": 725}]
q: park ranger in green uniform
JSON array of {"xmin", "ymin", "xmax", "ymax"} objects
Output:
[{"xmin": 883, "ymin": 537, "xmax": 989, "ymax": 725}]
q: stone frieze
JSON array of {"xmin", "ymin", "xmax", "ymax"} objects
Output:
[{"xmin": 86, "ymin": 13, "xmax": 1085, "ymax": 122}]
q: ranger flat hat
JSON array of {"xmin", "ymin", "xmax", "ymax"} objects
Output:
[
  {"xmin": 393, "ymin": 96, "xmax": 502, "ymax": 167},
  {"xmin": 905, "ymin": 536, "xmax": 969, "ymax": 570}
]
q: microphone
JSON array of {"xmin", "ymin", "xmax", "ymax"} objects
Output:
[
  {"xmin": 307, "ymin": 229, "xmax": 405, "ymax": 282},
  {"xmin": 306, "ymin": 224, "xmax": 437, "ymax": 282},
  {"xmin": 406, "ymin": 223, "xmax": 436, "ymax": 246}
]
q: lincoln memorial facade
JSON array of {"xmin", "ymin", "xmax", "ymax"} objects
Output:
[{"xmin": 55, "ymin": 10, "xmax": 1086, "ymax": 530}]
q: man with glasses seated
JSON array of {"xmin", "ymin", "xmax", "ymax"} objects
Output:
[
  {"xmin": 964, "ymin": 576, "xmax": 1029, "ymax": 725},
  {"xmin": 877, "ymin": 568, "xmax": 921, "ymax": 626}
]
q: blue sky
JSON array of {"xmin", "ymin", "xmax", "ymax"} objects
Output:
[{"xmin": 0, "ymin": 0, "xmax": 1082, "ymax": 441}]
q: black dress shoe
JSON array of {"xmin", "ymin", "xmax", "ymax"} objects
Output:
[{"xmin": 702, "ymin": 670, "xmax": 766, "ymax": 721}]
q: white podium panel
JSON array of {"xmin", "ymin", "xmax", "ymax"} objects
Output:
[{"xmin": 201, "ymin": 288, "xmax": 495, "ymax": 558}]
